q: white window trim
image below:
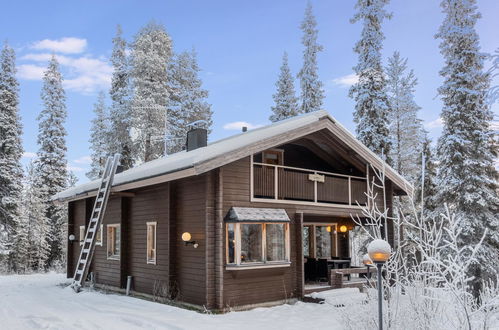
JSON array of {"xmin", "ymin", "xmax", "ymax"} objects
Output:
[
  {"xmin": 79, "ymin": 225, "xmax": 85, "ymax": 246},
  {"xmin": 96, "ymin": 224, "xmax": 103, "ymax": 246},
  {"xmin": 146, "ymin": 221, "xmax": 157, "ymax": 265},
  {"xmin": 106, "ymin": 223, "xmax": 121, "ymax": 260},
  {"xmin": 226, "ymin": 222, "xmax": 290, "ymax": 269}
]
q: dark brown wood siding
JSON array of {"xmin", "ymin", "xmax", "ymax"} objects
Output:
[
  {"xmin": 67, "ymin": 199, "xmax": 86, "ymax": 278},
  {"xmin": 220, "ymin": 156, "xmax": 392, "ymax": 307},
  {"xmin": 173, "ymin": 174, "xmax": 208, "ymax": 306},
  {"xmin": 90, "ymin": 196, "xmax": 122, "ymax": 287},
  {"xmin": 126, "ymin": 185, "xmax": 170, "ymax": 295}
]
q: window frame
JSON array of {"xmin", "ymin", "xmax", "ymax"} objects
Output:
[
  {"xmin": 303, "ymin": 223, "xmax": 338, "ymax": 259},
  {"xmin": 79, "ymin": 225, "xmax": 85, "ymax": 246},
  {"xmin": 95, "ymin": 224, "xmax": 103, "ymax": 246},
  {"xmin": 146, "ymin": 221, "xmax": 157, "ymax": 265},
  {"xmin": 106, "ymin": 223, "xmax": 121, "ymax": 260},
  {"xmin": 225, "ymin": 222, "xmax": 290, "ymax": 269}
]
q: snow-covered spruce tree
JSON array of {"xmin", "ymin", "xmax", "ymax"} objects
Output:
[
  {"xmin": 435, "ymin": 0, "xmax": 499, "ymax": 294},
  {"xmin": 350, "ymin": 0, "xmax": 392, "ymax": 163},
  {"xmin": 385, "ymin": 52, "xmax": 425, "ymax": 182},
  {"xmin": 167, "ymin": 49, "xmax": 212, "ymax": 153},
  {"xmin": 270, "ymin": 52, "xmax": 299, "ymax": 123},
  {"xmin": 0, "ymin": 43, "xmax": 25, "ymax": 272},
  {"xmin": 36, "ymin": 55, "xmax": 68, "ymax": 268},
  {"xmin": 297, "ymin": 2, "xmax": 324, "ymax": 114},
  {"xmin": 131, "ymin": 22, "xmax": 172, "ymax": 162},
  {"xmin": 87, "ymin": 91, "xmax": 110, "ymax": 180},
  {"xmin": 109, "ymin": 25, "xmax": 133, "ymax": 169},
  {"xmin": 414, "ymin": 136, "xmax": 438, "ymax": 220},
  {"xmin": 22, "ymin": 161, "xmax": 50, "ymax": 272}
]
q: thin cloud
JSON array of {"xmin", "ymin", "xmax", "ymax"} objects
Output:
[
  {"xmin": 31, "ymin": 37, "xmax": 87, "ymax": 54},
  {"xmin": 67, "ymin": 165, "xmax": 86, "ymax": 173},
  {"xmin": 223, "ymin": 121, "xmax": 263, "ymax": 131},
  {"xmin": 19, "ymin": 52, "xmax": 112, "ymax": 94},
  {"xmin": 17, "ymin": 64, "xmax": 45, "ymax": 80},
  {"xmin": 331, "ymin": 73, "xmax": 358, "ymax": 88},
  {"xmin": 425, "ymin": 117, "xmax": 444, "ymax": 129},
  {"xmin": 22, "ymin": 152, "xmax": 37, "ymax": 159},
  {"xmin": 73, "ymin": 155, "xmax": 92, "ymax": 164}
]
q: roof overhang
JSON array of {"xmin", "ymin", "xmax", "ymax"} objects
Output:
[{"xmin": 54, "ymin": 111, "xmax": 413, "ymax": 203}]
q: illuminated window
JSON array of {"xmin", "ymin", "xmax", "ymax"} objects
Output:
[
  {"xmin": 146, "ymin": 222, "xmax": 157, "ymax": 264},
  {"xmin": 107, "ymin": 224, "xmax": 120, "ymax": 260}
]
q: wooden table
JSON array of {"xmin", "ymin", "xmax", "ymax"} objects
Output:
[{"xmin": 327, "ymin": 259, "xmax": 351, "ymax": 269}]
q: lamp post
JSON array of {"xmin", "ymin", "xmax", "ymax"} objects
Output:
[
  {"xmin": 367, "ymin": 239, "xmax": 391, "ymax": 330},
  {"xmin": 362, "ymin": 253, "xmax": 373, "ymax": 283}
]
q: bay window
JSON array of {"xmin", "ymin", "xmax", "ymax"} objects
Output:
[{"xmin": 226, "ymin": 222, "xmax": 290, "ymax": 266}]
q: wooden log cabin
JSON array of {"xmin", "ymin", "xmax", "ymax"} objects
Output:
[{"xmin": 54, "ymin": 110, "xmax": 412, "ymax": 311}]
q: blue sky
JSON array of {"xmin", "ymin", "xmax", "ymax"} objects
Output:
[{"xmin": 1, "ymin": 0, "xmax": 498, "ymax": 183}]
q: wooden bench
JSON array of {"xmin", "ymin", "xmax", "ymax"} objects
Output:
[{"xmin": 329, "ymin": 267, "xmax": 377, "ymax": 289}]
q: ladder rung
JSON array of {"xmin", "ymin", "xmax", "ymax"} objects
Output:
[
  {"xmin": 97, "ymin": 198, "xmax": 103, "ymax": 202},
  {"xmin": 88, "ymin": 227, "xmax": 96, "ymax": 233},
  {"xmin": 90, "ymin": 217, "xmax": 98, "ymax": 222},
  {"xmin": 76, "ymin": 270, "xmax": 83, "ymax": 275},
  {"xmin": 94, "ymin": 208, "xmax": 101, "ymax": 212},
  {"xmin": 85, "ymin": 238, "xmax": 92, "ymax": 243},
  {"xmin": 82, "ymin": 249, "xmax": 89, "ymax": 253}
]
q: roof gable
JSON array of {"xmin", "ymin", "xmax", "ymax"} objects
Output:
[{"xmin": 54, "ymin": 110, "xmax": 412, "ymax": 201}]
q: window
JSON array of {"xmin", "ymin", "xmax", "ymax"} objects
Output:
[
  {"xmin": 96, "ymin": 224, "xmax": 103, "ymax": 246},
  {"xmin": 262, "ymin": 149, "xmax": 283, "ymax": 165},
  {"xmin": 146, "ymin": 222, "xmax": 157, "ymax": 264},
  {"xmin": 226, "ymin": 222, "xmax": 290, "ymax": 266},
  {"xmin": 303, "ymin": 224, "xmax": 337, "ymax": 259},
  {"xmin": 107, "ymin": 224, "xmax": 120, "ymax": 260},
  {"xmin": 79, "ymin": 226, "xmax": 85, "ymax": 246}
]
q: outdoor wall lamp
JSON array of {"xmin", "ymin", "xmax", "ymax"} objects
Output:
[
  {"xmin": 68, "ymin": 234, "xmax": 75, "ymax": 244},
  {"xmin": 181, "ymin": 232, "xmax": 198, "ymax": 248},
  {"xmin": 339, "ymin": 225, "xmax": 348, "ymax": 233},
  {"xmin": 367, "ymin": 239, "xmax": 391, "ymax": 330}
]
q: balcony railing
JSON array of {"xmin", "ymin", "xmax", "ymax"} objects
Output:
[{"xmin": 252, "ymin": 162, "xmax": 367, "ymax": 207}]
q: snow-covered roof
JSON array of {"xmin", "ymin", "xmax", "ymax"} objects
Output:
[
  {"xmin": 54, "ymin": 110, "xmax": 412, "ymax": 201},
  {"xmin": 225, "ymin": 207, "xmax": 291, "ymax": 222}
]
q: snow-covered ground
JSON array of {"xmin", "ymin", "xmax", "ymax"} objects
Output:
[{"xmin": 0, "ymin": 273, "xmax": 360, "ymax": 330}]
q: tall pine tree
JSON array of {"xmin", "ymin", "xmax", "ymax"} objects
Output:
[
  {"xmin": 435, "ymin": 0, "xmax": 499, "ymax": 293},
  {"xmin": 22, "ymin": 161, "xmax": 50, "ymax": 272},
  {"xmin": 109, "ymin": 25, "xmax": 133, "ymax": 169},
  {"xmin": 87, "ymin": 91, "xmax": 110, "ymax": 179},
  {"xmin": 298, "ymin": 2, "xmax": 324, "ymax": 114},
  {"xmin": 270, "ymin": 52, "xmax": 299, "ymax": 122},
  {"xmin": 167, "ymin": 50, "xmax": 212, "ymax": 153},
  {"xmin": 0, "ymin": 42, "xmax": 25, "ymax": 272},
  {"xmin": 386, "ymin": 52, "xmax": 425, "ymax": 182},
  {"xmin": 350, "ymin": 0, "xmax": 392, "ymax": 162},
  {"xmin": 131, "ymin": 22, "xmax": 172, "ymax": 162},
  {"xmin": 36, "ymin": 55, "xmax": 68, "ymax": 268}
]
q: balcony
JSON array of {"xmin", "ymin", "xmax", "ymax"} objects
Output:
[{"xmin": 251, "ymin": 162, "xmax": 367, "ymax": 208}]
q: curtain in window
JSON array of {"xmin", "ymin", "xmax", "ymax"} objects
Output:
[
  {"xmin": 241, "ymin": 224, "xmax": 262, "ymax": 262},
  {"xmin": 315, "ymin": 226, "xmax": 331, "ymax": 259},
  {"xmin": 266, "ymin": 224, "xmax": 285, "ymax": 261}
]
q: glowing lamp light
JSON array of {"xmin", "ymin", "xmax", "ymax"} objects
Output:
[
  {"xmin": 367, "ymin": 239, "xmax": 391, "ymax": 263},
  {"xmin": 181, "ymin": 232, "xmax": 191, "ymax": 242},
  {"xmin": 326, "ymin": 226, "xmax": 332, "ymax": 232},
  {"xmin": 339, "ymin": 225, "xmax": 348, "ymax": 233},
  {"xmin": 181, "ymin": 232, "xmax": 198, "ymax": 248},
  {"xmin": 362, "ymin": 253, "xmax": 373, "ymax": 266}
]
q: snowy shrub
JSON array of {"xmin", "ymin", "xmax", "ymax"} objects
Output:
[{"xmin": 346, "ymin": 166, "xmax": 499, "ymax": 329}]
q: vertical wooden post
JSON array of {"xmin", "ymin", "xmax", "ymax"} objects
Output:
[
  {"xmin": 295, "ymin": 212, "xmax": 304, "ymax": 299},
  {"xmin": 348, "ymin": 177, "xmax": 352, "ymax": 206},
  {"xmin": 215, "ymin": 168, "xmax": 224, "ymax": 310},
  {"xmin": 274, "ymin": 166, "xmax": 279, "ymax": 200},
  {"xmin": 313, "ymin": 172, "xmax": 318, "ymax": 203}
]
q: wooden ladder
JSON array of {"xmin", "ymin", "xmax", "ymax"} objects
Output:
[{"xmin": 71, "ymin": 154, "xmax": 121, "ymax": 292}]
